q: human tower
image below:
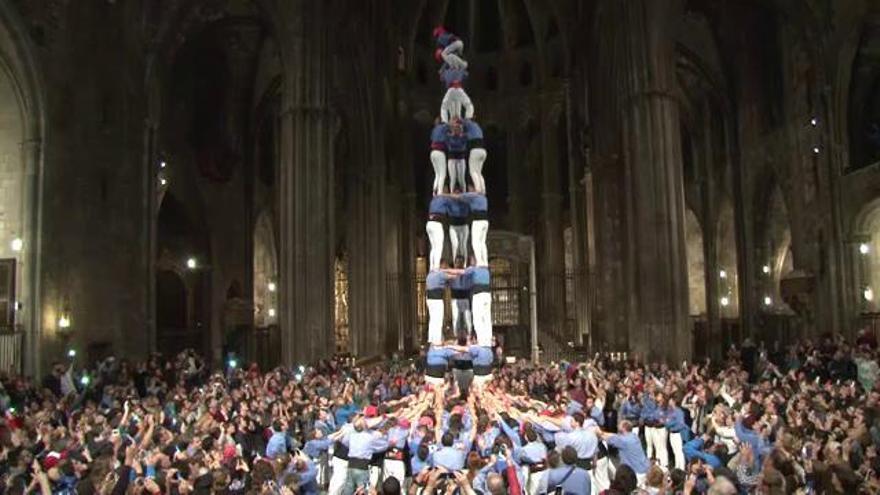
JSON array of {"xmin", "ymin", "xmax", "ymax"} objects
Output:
[{"xmin": 423, "ymin": 27, "xmax": 494, "ymax": 387}]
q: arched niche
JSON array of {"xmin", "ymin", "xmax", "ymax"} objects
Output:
[
  {"xmin": 253, "ymin": 209, "xmax": 278, "ymax": 328},
  {"xmin": 851, "ymin": 197, "xmax": 880, "ymax": 313},
  {"xmin": 763, "ymin": 184, "xmax": 793, "ymax": 310},
  {"xmin": 685, "ymin": 209, "xmax": 707, "ymax": 316},
  {"xmin": 716, "ymin": 197, "xmax": 739, "ymax": 317}
]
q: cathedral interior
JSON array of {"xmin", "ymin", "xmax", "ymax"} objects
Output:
[{"xmin": 0, "ymin": 0, "xmax": 880, "ymax": 376}]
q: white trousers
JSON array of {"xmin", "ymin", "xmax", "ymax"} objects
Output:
[
  {"xmin": 447, "ymin": 158, "xmax": 466, "ymax": 193},
  {"xmin": 646, "ymin": 426, "xmax": 668, "ymax": 469},
  {"xmin": 382, "ymin": 459, "xmax": 406, "ymax": 487},
  {"xmin": 315, "ymin": 455, "xmax": 329, "ymax": 488},
  {"xmin": 441, "ymin": 87, "xmax": 474, "ymax": 123},
  {"xmin": 670, "ymin": 431, "xmax": 685, "ymax": 470},
  {"xmin": 369, "ymin": 465, "xmax": 382, "ymax": 490},
  {"xmin": 469, "ymin": 148, "xmax": 487, "ymax": 193},
  {"xmin": 328, "ymin": 456, "xmax": 349, "ymax": 495},
  {"xmin": 441, "ymin": 40, "xmax": 467, "ymax": 69},
  {"xmin": 449, "ymin": 224, "xmax": 469, "ymax": 263},
  {"xmin": 451, "ymin": 298, "xmax": 472, "ymax": 337},
  {"xmin": 427, "ymin": 299, "xmax": 445, "ymax": 345},
  {"xmin": 471, "ymin": 220, "xmax": 489, "ymax": 266},
  {"xmin": 591, "ymin": 456, "xmax": 613, "ymax": 494},
  {"xmin": 430, "ymin": 150, "xmax": 447, "ymax": 194},
  {"xmin": 524, "ymin": 468, "xmax": 547, "ymax": 495},
  {"xmin": 425, "ymin": 221, "xmax": 444, "ymax": 271},
  {"xmin": 472, "ymin": 292, "xmax": 493, "ymax": 346}
]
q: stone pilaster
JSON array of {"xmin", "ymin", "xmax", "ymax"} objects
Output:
[
  {"xmin": 538, "ymin": 96, "xmax": 567, "ymax": 339},
  {"xmin": 278, "ymin": 4, "xmax": 335, "ymax": 365},
  {"xmin": 617, "ymin": 0, "xmax": 691, "ymax": 363}
]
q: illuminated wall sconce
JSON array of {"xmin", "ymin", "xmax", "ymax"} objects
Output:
[
  {"xmin": 860, "ymin": 243, "xmax": 870, "ymax": 255},
  {"xmin": 268, "ymin": 308, "xmax": 276, "ymax": 317},
  {"xmin": 810, "ymin": 117, "xmax": 818, "ymax": 126},
  {"xmin": 720, "ymin": 296, "xmax": 730, "ymax": 307},
  {"xmin": 762, "ymin": 265, "xmax": 771, "ymax": 274},
  {"xmin": 812, "ymin": 146, "xmax": 820, "ymax": 154},
  {"xmin": 10, "ymin": 237, "xmax": 23, "ymax": 252},
  {"xmin": 268, "ymin": 282, "xmax": 277, "ymax": 292},
  {"xmin": 719, "ymin": 269, "xmax": 727, "ymax": 279},
  {"xmin": 763, "ymin": 296, "xmax": 772, "ymax": 306},
  {"xmin": 864, "ymin": 287, "xmax": 874, "ymax": 302},
  {"xmin": 186, "ymin": 257, "xmax": 198, "ymax": 270},
  {"xmin": 57, "ymin": 306, "xmax": 71, "ymax": 331}
]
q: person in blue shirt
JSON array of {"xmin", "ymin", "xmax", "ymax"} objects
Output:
[
  {"xmin": 288, "ymin": 456, "xmax": 319, "ymax": 495},
  {"xmin": 433, "ymin": 26, "xmax": 467, "ymax": 71},
  {"xmin": 584, "ymin": 396, "xmax": 605, "ymax": 427},
  {"xmin": 514, "ymin": 425, "xmax": 549, "ymax": 494},
  {"xmin": 430, "ymin": 121, "xmax": 449, "ymax": 195},
  {"xmin": 470, "ymin": 342, "xmax": 495, "ymax": 389},
  {"xmin": 334, "ymin": 399, "xmax": 358, "ymax": 427},
  {"xmin": 425, "ymin": 344, "xmax": 457, "ymax": 387},
  {"xmin": 426, "ymin": 195, "xmax": 451, "ymax": 271},
  {"xmin": 300, "ymin": 428, "xmax": 332, "ymax": 486},
  {"xmin": 665, "ymin": 396, "xmax": 691, "ymax": 470},
  {"xmin": 459, "ymin": 191, "xmax": 489, "ymax": 266},
  {"xmin": 337, "ymin": 418, "xmax": 390, "ymax": 494},
  {"xmin": 547, "ymin": 446, "xmax": 591, "ymax": 495},
  {"xmin": 734, "ymin": 414, "xmax": 771, "ymax": 468},
  {"xmin": 599, "ymin": 420, "xmax": 650, "ymax": 485},
  {"xmin": 619, "ymin": 389, "xmax": 643, "ymax": 437},
  {"xmin": 463, "ymin": 119, "xmax": 487, "ymax": 193},
  {"xmin": 682, "ymin": 434, "xmax": 725, "ymax": 469},
  {"xmin": 465, "ymin": 263, "xmax": 493, "ymax": 347},
  {"xmin": 449, "ymin": 256, "xmax": 473, "ymax": 338},
  {"xmin": 382, "ymin": 418, "xmax": 411, "ymax": 487},
  {"xmin": 266, "ymin": 420, "xmax": 289, "ymax": 459},
  {"xmin": 432, "ymin": 431, "xmax": 468, "ymax": 470},
  {"xmin": 641, "ymin": 391, "xmax": 669, "ymax": 469},
  {"xmin": 448, "ymin": 197, "xmax": 470, "ymax": 263},
  {"xmin": 425, "ymin": 267, "xmax": 455, "ymax": 345},
  {"xmin": 411, "ymin": 442, "xmax": 434, "ymax": 477}
]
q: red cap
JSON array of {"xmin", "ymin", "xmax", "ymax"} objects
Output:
[
  {"xmin": 418, "ymin": 416, "xmax": 435, "ymax": 429},
  {"xmin": 43, "ymin": 452, "xmax": 62, "ymax": 470},
  {"xmin": 451, "ymin": 405, "xmax": 465, "ymax": 416},
  {"xmin": 364, "ymin": 405, "xmax": 379, "ymax": 418},
  {"xmin": 434, "ymin": 48, "xmax": 443, "ymax": 62},
  {"xmin": 398, "ymin": 418, "xmax": 411, "ymax": 429},
  {"xmin": 432, "ymin": 26, "xmax": 446, "ymax": 38}
]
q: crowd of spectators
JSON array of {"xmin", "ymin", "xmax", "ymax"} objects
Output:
[{"xmin": 0, "ymin": 329, "xmax": 877, "ymax": 494}]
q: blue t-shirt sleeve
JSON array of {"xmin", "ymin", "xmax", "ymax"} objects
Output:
[{"xmin": 431, "ymin": 124, "xmax": 447, "ymax": 146}]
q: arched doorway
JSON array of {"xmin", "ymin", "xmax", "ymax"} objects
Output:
[
  {"xmin": 156, "ymin": 193, "xmax": 209, "ymax": 356},
  {"xmin": 156, "ymin": 270, "xmax": 187, "ymax": 331}
]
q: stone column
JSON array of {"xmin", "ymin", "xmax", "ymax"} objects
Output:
[
  {"xmin": 538, "ymin": 95, "xmax": 567, "ymax": 339},
  {"xmin": 278, "ymin": 5, "xmax": 335, "ymax": 365},
  {"xmin": 617, "ymin": 0, "xmax": 690, "ymax": 363},
  {"xmin": 21, "ymin": 138, "xmax": 41, "ymax": 376}
]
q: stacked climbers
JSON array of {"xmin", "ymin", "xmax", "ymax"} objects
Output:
[{"xmin": 423, "ymin": 27, "xmax": 494, "ymax": 394}]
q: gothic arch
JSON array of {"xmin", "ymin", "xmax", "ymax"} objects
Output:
[{"xmin": 0, "ymin": 1, "xmax": 46, "ymax": 375}]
